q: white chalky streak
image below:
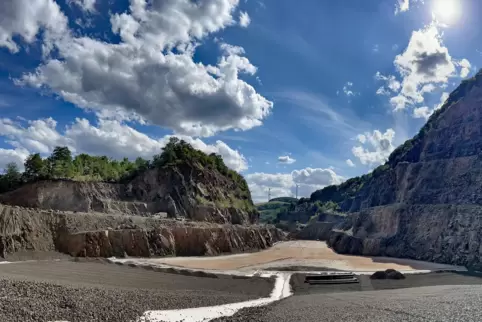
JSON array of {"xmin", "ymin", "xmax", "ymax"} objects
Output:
[{"xmin": 136, "ymin": 273, "xmax": 292, "ymax": 322}]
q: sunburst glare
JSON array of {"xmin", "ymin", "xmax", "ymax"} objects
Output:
[{"xmin": 432, "ymin": 0, "xmax": 462, "ymax": 24}]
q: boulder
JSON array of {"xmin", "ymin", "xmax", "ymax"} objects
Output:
[{"xmin": 370, "ymin": 269, "xmax": 405, "ymax": 280}]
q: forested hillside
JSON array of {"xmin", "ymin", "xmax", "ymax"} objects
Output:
[{"xmin": 0, "ymin": 137, "xmax": 248, "ymax": 195}]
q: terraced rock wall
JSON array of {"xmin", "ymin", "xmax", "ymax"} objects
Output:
[{"xmin": 0, "ymin": 204, "xmax": 285, "ymax": 259}]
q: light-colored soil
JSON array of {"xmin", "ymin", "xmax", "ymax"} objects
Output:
[{"xmin": 138, "ymin": 241, "xmax": 465, "ymax": 271}]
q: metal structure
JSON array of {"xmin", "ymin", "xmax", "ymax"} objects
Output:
[{"xmin": 304, "ymin": 272, "xmax": 359, "ymax": 285}]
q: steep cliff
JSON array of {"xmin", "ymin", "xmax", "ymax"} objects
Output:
[
  {"xmin": 0, "ymin": 204, "xmax": 284, "ymax": 258},
  {"xmin": 0, "ymin": 142, "xmax": 258, "ymax": 225},
  {"xmin": 315, "ymin": 71, "xmax": 482, "ymax": 268}
]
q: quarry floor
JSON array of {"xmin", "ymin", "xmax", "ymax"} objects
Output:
[
  {"xmin": 0, "ymin": 240, "xmax": 476, "ymax": 322},
  {"xmin": 0, "ymin": 260, "xmax": 273, "ymax": 322},
  {"xmin": 124, "ymin": 240, "xmax": 465, "ymax": 272}
]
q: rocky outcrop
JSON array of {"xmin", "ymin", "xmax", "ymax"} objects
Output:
[
  {"xmin": 294, "ymin": 222, "xmax": 338, "ymax": 241},
  {"xmin": 327, "ymin": 204, "xmax": 482, "ymax": 269},
  {"xmin": 0, "ymin": 163, "xmax": 258, "ymax": 225},
  {"xmin": 319, "ymin": 71, "xmax": 482, "ymax": 269},
  {"xmin": 0, "ymin": 204, "xmax": 285, "ymax": 259},
  {"xmin": 59, "ymin": 225, "xmax": 283, "ymax": 258}
]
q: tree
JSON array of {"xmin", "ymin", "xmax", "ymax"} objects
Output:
[
  {"xmin": 134, "ymin": 157, "xmax": 149, "ymax": 171},
  {"xmin": 153, "ymin": 137, "xmax": 180, "ymax": 167},
  {"xmin": 0, "ymin": 162, "xmax": 22, "ymax": 192},
  {"xmin": 24, "ymin": 153, "xmax": 46, "ymax": 180},
  {"xmin": 4, "ymin": 162, "xmax": 21, "ymax": 181},
  {"xmin": 48, "ymin": 146, "xmax": 74, "ymax": 178}
]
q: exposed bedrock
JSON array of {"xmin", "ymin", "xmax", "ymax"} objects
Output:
[{"xmin": 0, "ymin": 204, "xmax": 285, "ymax": 258}]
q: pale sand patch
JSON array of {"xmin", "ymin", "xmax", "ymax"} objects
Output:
[{"xmin": 134, "ymin": 241, "xmax": 465, "ymax": 272}]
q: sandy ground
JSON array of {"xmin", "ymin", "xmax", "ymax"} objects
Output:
[{"xmin": 129, "ymin": 241, "xmax": 465, "ymax": 272}]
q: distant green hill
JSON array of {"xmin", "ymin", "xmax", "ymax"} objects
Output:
[
  {"xmin": 256, "ymin": 197, "xmax": 298, "ymax": 224},
  {"xmin": 269, "ymin": 197, "xmax": 298, "ymax": 203}
]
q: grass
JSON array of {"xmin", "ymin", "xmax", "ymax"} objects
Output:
[
  {"xmin": 196, "ymin": 194, "xmax": 256, "ymax": 212},
  {"xmin": 256, "ymin": 199, "xmax": 296, "ymax": 224}
]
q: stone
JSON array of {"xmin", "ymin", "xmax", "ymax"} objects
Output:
[
  {"xmin": 0, "ymin": 204, "xmax": 286, "ymax": 258},
  {"xmin": 315, "ymin": 71, "xmax": 482, "ymax": 269},
  {"xmin": 370, "ymin": 269, "xmax": 405, "ymax": 280}
]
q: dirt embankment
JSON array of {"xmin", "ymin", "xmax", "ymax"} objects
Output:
[{"xmin": 0, "ymin": 204, "xmax": 285, "ymax": 259}]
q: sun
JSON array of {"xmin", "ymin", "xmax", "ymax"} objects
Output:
[{"xmin": 432, "ymin": 0, "xmax": 462, "ymax": 24}]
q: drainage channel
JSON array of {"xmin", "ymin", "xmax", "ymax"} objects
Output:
[{"xmin": 136, "ymin": 272, "xmax": 293, "ymax": 322}]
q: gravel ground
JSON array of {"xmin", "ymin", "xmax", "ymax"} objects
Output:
[
  {"xmin": 291, "ymin": 271, "xmax": 482, "ymax": 295},
  {"xmin": 2, "ymin": 250, "xmax": 72, "ymax": 262},
  {"xmin": 0, "ymin": 260, "xmax": 273, "ymax": 322},
  {"xmin": 213, "ymin": 284, "xmax": 482, "ymax": 322},
  {"xmin": 262, "ymin": 266, "xmax": 343, "ymax": 272}
]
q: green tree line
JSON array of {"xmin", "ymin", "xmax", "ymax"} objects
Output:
[{"xmin": 0, "ymin": 137, "xmax": 249, "ymax": 194}]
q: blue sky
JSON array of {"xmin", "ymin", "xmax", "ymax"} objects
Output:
[{"xmin": 0, "ymin": 0, "xmax": 479, "ymax": 201}]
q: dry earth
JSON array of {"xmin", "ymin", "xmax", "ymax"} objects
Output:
[{"xmin": 128, "ymin": 240, "xmax": 465, "ymax": 272}]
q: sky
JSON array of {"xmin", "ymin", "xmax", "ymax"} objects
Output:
[{"xmin": 0, "ymin": 0, "xmax": 479, "ymax": 202}]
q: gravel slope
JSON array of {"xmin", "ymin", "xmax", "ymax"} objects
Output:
[
  {"xmin": 213, "ymin": 284, "xmax": 482, "ymax": 322},
  {"xmin": 0, "ymin": 260, "xmax": 273, "ymax": 322}
]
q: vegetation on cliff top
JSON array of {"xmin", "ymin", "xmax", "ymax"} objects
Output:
[
  {"xmin": 0, "ymin": 138, "xmax": 251, "ymax": 205},
  {"xmin": 256, "ymin": 198, "xmax": 297, "ymax": 223}
]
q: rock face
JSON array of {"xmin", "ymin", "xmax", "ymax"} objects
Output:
[
  {"xmin": 291, "ymin": 214, "xmax": 346, "ymax": 240},
  {"xmin": 0, "ymin": 204, "xmax": 285, "ymax": 258},
  {"xmin": 293, "ymin": 222, "xmax": 338, "ymax": 241},
  {"xmin": 0, "ymin": 164, "xmax": 258, "ymax": 225},
  {"xmin": 315, "ymin": 72, "xmax": 482, "ymax": 269}
]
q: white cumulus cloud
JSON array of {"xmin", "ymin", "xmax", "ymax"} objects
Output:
[
  {"xmin": 0, "ymin": 0, "xmax": 68, "ymax": 53},
  {"xmin": 457, "ymin": 58, "xmax": 471, "ymax": 78},
  {"xmin": 246, "ymin": 168, "xmax": 343, "ymax": 203},
  {"xmin": 68, "ymin": 0, "xmax": 96, "ymax": 13},
  {"xmin": 346, "ymin": 159, "xmax": 355, "ymax": 167},
  {"xmin": 239, "ymin": 11, "xmax": 251, "ymax": 27},
  {"xmin": 387, "ymin": 24, "xmax": 470, "ymax": 113},
  {"xmin": 352, "ymin": 129, "xmax": 396, "ymax": 166},
  {"xmin": 0, "ymin": 116, "xmax": 248, "ymax": 172},
  {"xmin": 278, "ymin": 155, "xmax": 296, "ymax": 164},
  {"xmin": 395, "ymin": 0, "xmax": 410, "ymax": 14},
  {"xmin": 412, "ymin": 91, "xmax": 449, "ymax": 120},
  {"xmin": 4, "ymin": 0, "xmax": 272, "ymax": 138},
  {"xmin": 375, "ymin": 72, "xmax": 401, "ymax": 96}
]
